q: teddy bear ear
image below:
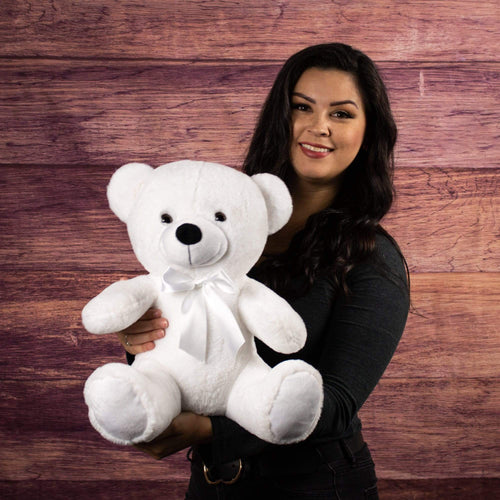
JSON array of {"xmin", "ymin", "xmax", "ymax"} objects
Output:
[
  {"xmin": 251, "ymin": 173, "xmax": 293, "ymax": 235},
  {"xmin": 107, "ymin": 163, "xmax": 154, "ymax": 222}
]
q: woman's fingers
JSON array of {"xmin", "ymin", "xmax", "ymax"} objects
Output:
[
  {"xmin": 121, "ymin": 329, "xmax": 165, "ymax": 347},
  {"xmin": 117, "ymin": 327, "xmax": 166, "ymax": 354},
  {"xmin": 116, "ymin": 308, "xmax": 168, "ymax": 354},
  {"xmin": 134, "ymin": 412, "xmax": 213, "ymax": 460},
  {"xmin": 120, "ymin": 338, "xmax": 156, "ymax": 355},
  {"xmin": 138, "ymin": 308, "xmax": 163, "ymax": 321},
  {"xmin": 122, "ymin": 308, "xmax": 165, "ymax": 332},
  {"xmin": 122, "ymin": 316, "xmax": 168, "ymax": 335}
]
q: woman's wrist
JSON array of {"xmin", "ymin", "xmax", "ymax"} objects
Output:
[{"xmin": 195, "ymin": 415, "xmax": 213, "ymax": 445}]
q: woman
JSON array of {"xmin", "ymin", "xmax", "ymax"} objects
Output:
[{"xmin": 118, "ymin": 43, "xmax": 410, "ymax": 499}]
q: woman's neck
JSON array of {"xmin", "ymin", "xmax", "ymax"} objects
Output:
[
  {"xmin": 289, "ymin": 177, "xmax": 338, "ymax": 224},
  {"xmin": 262, "ymin": 177, "xmax": 337, "ymax": 257}
]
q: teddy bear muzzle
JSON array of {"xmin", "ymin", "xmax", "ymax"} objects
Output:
[{"xmin": 160, "ymin": 219, "xmax": 229, "ymax": 268}]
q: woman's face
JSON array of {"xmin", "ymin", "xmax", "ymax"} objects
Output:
[{"xmin": 289, "ymin": 67, "xmax": 366, "ymax": 190}]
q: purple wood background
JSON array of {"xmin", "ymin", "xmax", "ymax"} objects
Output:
[{"xmin": 0, "ymin": 1, "xmax": 498, "ymax": 498}]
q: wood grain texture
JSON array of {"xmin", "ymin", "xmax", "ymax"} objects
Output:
[
  {"xmin": 1, "ymin": 0, "xmax": 498, "ymax": 493},
  {"xmin": 0, "ymin": 434, "xmax": 190, "ymax": 482},
  {"xmin": 0, "ymin": 377, "xmax": 496, "ymax": 480},
  {"xmin": 376, "ymin": 479, "xmax": 500, "ymax": 499},
  {"xmin": 0, "ymin": 480, "xmax": 190, "ymax": 500},
  {"xmin": 387, "ymin": 272, "xmax": 500, "ymax": 379},
  {"xmin": 1, "ymin": 60, "xmax": 498, "ymax": 168},
  {"xmin": 386, "ymin": 168, "xmax": 499, "ymax": 273},
  {"xmin": 360, "ymin": 378, "xmax": 500, "ymax": 479},
  {"xmin": 1, "ymin": 166, "xmax": 497, "ymax": 273},
  {"xmin": 1, "ymin": 272, "xmax": 499, "ymax": 380},
  {"xmin": 1, "ymin": 478, "xmax": 499, "ymax": 500},
  {"xmin": 0, "ymin": 0, "xmax": 498, "ymax": 61}
]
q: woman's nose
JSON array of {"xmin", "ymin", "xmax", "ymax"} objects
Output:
[{"xmin": 308, "ymin": 114, "xmax": 331, "ymax": 136}]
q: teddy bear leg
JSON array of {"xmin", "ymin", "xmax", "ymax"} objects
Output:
[
  {"xmin": 227, "ymin": 359, "xmax": 323, "ymax": 445},
  {"xmin": 84, "ymin": 362, "xmax": 181, "ymax": 445}
]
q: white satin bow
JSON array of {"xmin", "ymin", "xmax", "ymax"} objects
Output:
[{"xmin": 161, "ymin": 267, "xmax": 245, "ymax": 361}]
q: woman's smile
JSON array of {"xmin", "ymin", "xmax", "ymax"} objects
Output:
[{"xmin": 299, "ymin": 142, "xmax": 334, "ymax": 158}]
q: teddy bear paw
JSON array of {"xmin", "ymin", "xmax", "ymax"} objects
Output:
[
  {"xmin": 84, "ymin": 364, "xmax": 150, "ymax": 445},
  {"xmin": 269, "ymin": 370, "xmax": 323, "ymax": 444}
]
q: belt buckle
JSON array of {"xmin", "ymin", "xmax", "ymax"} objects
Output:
[{"xmin": 203, "ymin": 459, "xmax": 243, "ymax": 485}]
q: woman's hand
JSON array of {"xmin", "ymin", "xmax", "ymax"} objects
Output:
[
  {"xmin": 134, "ymin": 412, "xmax": 213, "ymax": 460},
  {"xmin": 116, "ymin": 308, "xmax": 168, "ymax": 355}
]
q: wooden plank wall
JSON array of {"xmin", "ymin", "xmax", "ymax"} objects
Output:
[{"xmin": 1, "ymin": 1, "xmax": 498, "ymax": 498}]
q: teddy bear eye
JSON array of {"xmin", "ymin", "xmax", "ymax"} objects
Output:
[
  {"xmin": 161, "ymin": 213, "xmax": 173, "ymax": 224},
  {"xmin": 215, "ymin": 212, "xmax": 226, "ymax": 222}
]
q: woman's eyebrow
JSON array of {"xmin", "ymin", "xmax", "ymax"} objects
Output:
[
  {"xmin": 331, "ymin": 99, "xmax": 359, "ymax": 109},
  {"xmin": 292, "ymin": 92, "xmax": 359, "ymax": 109},
  {"xmin": 292, "ymin": 92, "xmax": 316, "ymax": 103}
]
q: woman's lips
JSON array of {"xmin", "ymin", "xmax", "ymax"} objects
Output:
[{"xmin": 299, "ymin": 142, "xmax": 334, "ymax": 159}]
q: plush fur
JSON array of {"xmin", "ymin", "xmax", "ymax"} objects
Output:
[{"xmin": 82, "ymin": 160, "xmax": 323, "ymax": 446}]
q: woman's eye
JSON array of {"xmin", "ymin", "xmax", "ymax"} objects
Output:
[
  {"xmin": 332, "ymin": 110, "xmax": 352, "ymax": 119},
  {"xmin": 292, "ymin": 103, "xmax": 309, "ymax": 112},
  {"xmin": 215, "ymin": 212, "xmax": 227, "ymax": 222},
  {"xmin": 161, "ymin": 213, "xmax": 173, "ymax": 224}
]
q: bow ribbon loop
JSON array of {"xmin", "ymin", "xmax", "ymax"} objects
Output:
[{"xmin": 161, "ymin": 267, "xmax": 245, "ymax": 361}]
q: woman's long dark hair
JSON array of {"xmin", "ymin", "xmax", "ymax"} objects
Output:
[{"xmin": 243, "ymin": 43, "xmax": 407, "ymax": 299}]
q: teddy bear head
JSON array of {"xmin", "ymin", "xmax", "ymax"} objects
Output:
[{"xmin": 106, "ymin": 160, "xmax": 292, "ymax": 280}]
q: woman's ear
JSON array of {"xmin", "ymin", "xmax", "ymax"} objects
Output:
[
  {"xmin": 107, "ymin": 163, "xmax": 154, "ymax": 222},
  {"xmin": 251, "ymin": 173, "xmax": 293, "ymax": 235}
]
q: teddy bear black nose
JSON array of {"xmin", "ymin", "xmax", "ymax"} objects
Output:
[{"xmin": 176, "ymin": 223, "xmax": 202, "ymax": 245}]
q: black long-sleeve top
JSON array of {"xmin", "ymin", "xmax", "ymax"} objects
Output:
[{"xmin": 202, "ymin": 233, "xmax": 410, "ymax": 465}]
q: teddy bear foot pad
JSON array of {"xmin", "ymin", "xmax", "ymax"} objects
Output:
[
  {"xmin": 84, "ymin": 362, "xmax": 181, "ymax": 445},
  {"xmin": 269, "ymin": 371, "xmax": 323, "ymax": 443}
]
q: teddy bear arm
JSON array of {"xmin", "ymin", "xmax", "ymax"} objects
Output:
[
  {"xmin": 82, "ymin": 275, "xmax": 158, "ymax": 334},
  {"xmin": 238, "ymin": 279, "xmax": 307, "ymax": 354}
]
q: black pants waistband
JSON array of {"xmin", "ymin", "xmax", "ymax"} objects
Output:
[
  {"xmin": 192, "ymin": 431, "xmax": 366, "ymax": 482},
  {"xmin": 254, "ymin": 431, "xmax": 365, "ymax": 476}
]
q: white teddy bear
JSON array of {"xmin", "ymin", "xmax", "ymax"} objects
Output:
[{"xmin": 82, "ymin": 160, "xmax": 323, "ymax": 446}]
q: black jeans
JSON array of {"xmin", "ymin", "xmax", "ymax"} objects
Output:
[{"xmin": 185, "ymin": 443, "xmax": 378, "ymax": 500}]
